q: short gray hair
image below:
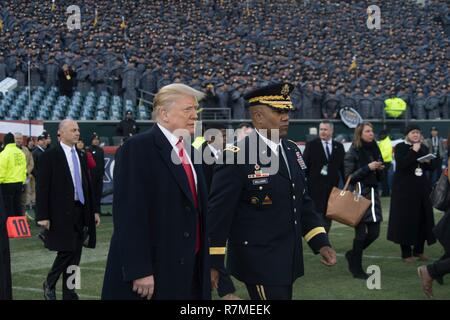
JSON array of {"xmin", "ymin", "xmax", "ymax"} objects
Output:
[{"xmin": 152, "ymin": 83, "xmax": 205, "ymax": 120}]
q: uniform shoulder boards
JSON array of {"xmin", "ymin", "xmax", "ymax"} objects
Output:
[{"xmin": 224, "ymin": 146, "xmax": 240, "ymax": 153}]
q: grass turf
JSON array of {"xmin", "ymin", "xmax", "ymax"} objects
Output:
[{"xmin": 9, "ymin": 198, "xmax": 450, "ymax": 300}]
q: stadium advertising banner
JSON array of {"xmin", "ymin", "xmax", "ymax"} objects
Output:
[{"xmin": 101, "ymin": 146, "xmax": 118, "ymax": 204}]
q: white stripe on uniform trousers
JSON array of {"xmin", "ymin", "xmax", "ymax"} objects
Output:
[{"xmin": 371, "ymin": 187, "xmax": 377, "ymax": 222}]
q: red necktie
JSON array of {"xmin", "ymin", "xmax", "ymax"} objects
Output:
[{"xmin": 176, "ymin": 138, "xmax": 201, "ymax": 254}]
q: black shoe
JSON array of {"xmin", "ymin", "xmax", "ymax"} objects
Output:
[
  {"xmin": 353, "ymin": 271, "xmax": 370, "ymax": 280},
  {"xmin": 43, "ymin": 281, "xmax": 56, "ymax": 300}
]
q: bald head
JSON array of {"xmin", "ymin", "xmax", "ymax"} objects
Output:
[
  {"xmin": 14, "ymin": 132, "xmax": 23, "ymax": 147},
  {"xmin": 58, "ymin": 119, "xmax": 80, "ymax": 147}
]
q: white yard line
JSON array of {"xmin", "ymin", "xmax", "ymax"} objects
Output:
[{"xmin": 12, "ymin": 286, "xmax": 100, "ymax": 299}]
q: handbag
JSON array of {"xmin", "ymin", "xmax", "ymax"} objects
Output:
[
  {"xmin": 326, "ymin": 176, "xmax": 372, "ymax": 227},
  {"xmin": 430, "ymin": 172, "xmax": 450, "ymax": 212}
]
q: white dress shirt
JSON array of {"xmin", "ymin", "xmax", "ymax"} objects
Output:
[
  {"xmin": 158, "ymin": 123, "xmax": 197, "ymax": 188},
  {"xmin": 60, "ymin": 141, "xmax": 82, "ymax": 201},
  {"xmin": 256, "ymin": 129, "xmax": 291, "ymax": 178}
]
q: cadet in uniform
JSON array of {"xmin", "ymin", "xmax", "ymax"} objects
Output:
[{"xmin": 208, "ymin": 83, "xmax": 337, "ymax": 300}]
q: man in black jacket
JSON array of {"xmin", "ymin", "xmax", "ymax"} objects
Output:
[
  {"xmin": 88, "ymin": 133, "xmax": 105, "ymax": 215},
  {"xmin": 36, "ymin": 120, "xmax": 100, "ymax": 300},
  {"xmin": 200, "ymin": 123, "xmax": 240, "ymax": 300},
  {"xmin": 116, "ymin": 110, "xmax": 140, "ymax": 138},
  {"xmin": 303, "ymin": 121, "xmax": 345, "ymax": 232}
]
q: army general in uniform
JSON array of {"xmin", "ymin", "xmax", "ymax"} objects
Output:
[{"xmin": 208, "ymin": 83, "xmax": 337, "ymax": 300}]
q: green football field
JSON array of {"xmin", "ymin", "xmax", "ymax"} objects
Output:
[{"xmin": 9, "ymin": 198, "xmax": 450, "ymax": 300}]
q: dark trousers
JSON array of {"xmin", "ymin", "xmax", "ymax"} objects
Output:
[
  {"xmin": 246, "ymin": 284, "xmax": 292, "ymax": 300},
  {"xmin": 400, "ymin": 207, "xmax": 427, "ymax": 258},
  {"xmin": 354, "ymin": 222, "xmax": 380, "ymax": 249},
  {"xmin": 217, "ymin": 267, "xmax": 236, "ymax": 297},
  {"xmin": 46, "ymin": 204, "xmax": 84, "ymax": 300},
  {"xmin": 0, "ymin": 224, "xmax": 12, "ymax": 300},
  {"xmin": 400, "ymin": 243, "xmax": 425, "ymax": 259},
  {"xmin": 427, "ymin": 256, "xmax": 450, "ymax": 280},
  {"xmin": 1, "ymin": 183, "xmax": 23, "ymax": 217}
]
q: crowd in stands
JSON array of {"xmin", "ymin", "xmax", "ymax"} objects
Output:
[{"xmin": 0, "ymin": 0, "xmax": 449, "ymax": 120}]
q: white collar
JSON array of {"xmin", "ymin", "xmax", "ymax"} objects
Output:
[
  {"xmin": 37, "ymin": 145, "xmax": 45, "ymax": 152},
  {"xmin": 321, "ymin": 139, "xmax": 332, "ymax": 145},
  {"xmin": 256, "ymin": 129, "xmax": 281, "ymax": 156},
  {"xmin": 157, "ymin": 123, "xmax": 181, "ymax": 149},
  {"xmin": 60, "ymin": 141, "xmax": 76, "ymax": 153}
]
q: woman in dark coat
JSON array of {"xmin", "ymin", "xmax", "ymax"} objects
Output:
[
  {"xmin": 344, "ymin": 122, "xmax": 384, "ymax": 279},
  {"xmin": 387, "ymin": 124, "xmax": 436, "ymax": 262}
]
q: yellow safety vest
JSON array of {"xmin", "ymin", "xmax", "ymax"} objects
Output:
[
  {"xmin": 378, "ymin": 137, "xmax": 393, "ymax": 163},
  {"xmin": 384, "ymin": 97, "xmax": 407, "ymax": 118},
  {"xmin": 0, "ymin": 143, "xmax": 27, "ymax": 184}
]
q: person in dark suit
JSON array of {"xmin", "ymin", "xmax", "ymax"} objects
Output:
[
  {"xmin": 303, "ymin": 120, "xmax": 345, "ymax": 233},
  {"xmin": 36, "ymin": 120, "xmax": 100, "ymax": 300},
  {"xmin": 116, "ymin": 110, "xmax": 140, "ymax": 138},
  {"xmin": 88, "ymin": 133, "xmax": 105, "ymax": 215},
  {"xmin": 201, "ymin": 123, "xmax": 227, "ymax": 191},
  {"xmin": 417, "ymin": 157, "xmax": 450, "ymax": 298},
  {"xmin": 58, "ymin": 64, "xmax": 77, "ymax": 98},
  {"xmin": 31, "ymin": 135, "xmax": 47, "ymax": 182},
  {"xmin": 102, "ymin": 83, "xmax": 211, "ymax": 300},
  {"xmin": 0, "ymin": 190, "xmax": 12, "ymax": 300},
  {"xmin": 199, "ymin": 124, "xmax": 240, "ymax": 300},
  {"xmin": 208, "ymin": 83, "xmax": 336, "ymax": 300}
]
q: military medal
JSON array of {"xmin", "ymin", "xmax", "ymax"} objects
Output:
[
  {"xmin": 250, "ymin": 197, "xmax": 260, "ymax": 205},
  {"xmin": 415, "ymin": 166, "xmax": 423, "ymax": 177},
  {"xmin": 320, "ymin": 164, "xmax": 328, "ymax": 176},
  {"xmin": 296, "ymin": 151, "xmax": 307, "ymax": 170},
  {"xmin": 248, "ymin": 164, "xmax": 269, "ymax": 179}
]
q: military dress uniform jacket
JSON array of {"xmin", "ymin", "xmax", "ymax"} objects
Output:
[{"xmin": 207, "ymin": 132, "xmax": 330, "ymax": 286}]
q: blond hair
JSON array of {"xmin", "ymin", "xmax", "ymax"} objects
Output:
[{"xmin": 152, "ymin": 83, "xmax": 205, "ymax": 120}]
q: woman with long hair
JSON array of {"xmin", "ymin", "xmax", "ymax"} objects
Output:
[
  {"xmin": 344, "ymin": 122, "xmax": 384, "ymax": 279},
  {"xmin": 387, "ymin": 124, "xmax": 436, "ymax": 262}
]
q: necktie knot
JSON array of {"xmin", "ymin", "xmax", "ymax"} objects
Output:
[{"xmin": 176, "ymin": 137, "xmax": 185, "ymax": 149}]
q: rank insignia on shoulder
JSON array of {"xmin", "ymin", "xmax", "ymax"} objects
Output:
[
  {"xmin": 296, "ymin": 151, "xmax": 307, "ymax": 170},
  {"xmin": 224, "ymin": 146, "xmax": 240, "ymax": 153}
]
